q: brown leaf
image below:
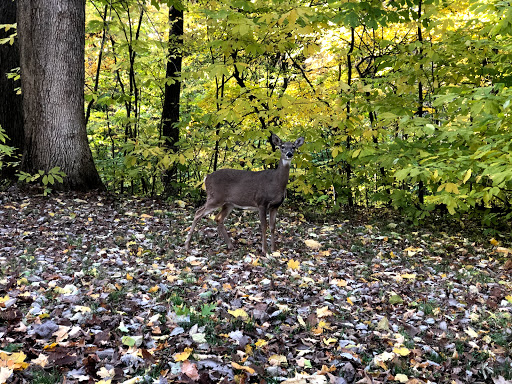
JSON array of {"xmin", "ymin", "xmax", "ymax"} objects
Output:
[{"xmin": 182, "ymin": 360, "xmax": 200, "ymax": 381}]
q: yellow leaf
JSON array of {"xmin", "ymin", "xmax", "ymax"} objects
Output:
[
  {"xmin": 223, "ymin": 283, "xmax": 232, "ymax": 290},
  {"xmin": 0, "ymin": 351, "xmax": 29, "ymax": 370},
  {"xmin": 465, "ymin": 327, "xmax": 479, "ymax": 338},
  {"xmin": 401, "ymin": 273, "xmax": 417, "ymax": 280},
  {"xmin": 268, "ymin": 354, "xmax": 287, "ymax": 366},
  {"xmin": 174, "ymin": 347, "xmax": 193, "ymax": 362},
  {"xmin": 462, "ymin": 169, "xmax": 472, "ymax": 184},
  {"xmin": 255, "ymin": 339, "xmax": 268, "ymax": 348},
  {"xmin": 304, "ymin": 239, "xmax": 322, "ymax": 250},
  {"xmin": 334, "ymin": 279, "xmax": 347, "ymax": 287},
  {"xmin": 316, "ymin": 306, "xmax": 333, "ymax": 318},
  {"xmin": 376, "ymin": 317, "xmax": 390, "ymax": 332},
  {"xmin": 126, "ymin": 273, "xmax": 133, "ymax": 280},
  {"xmin": 395, "ymin": 373, "xmax": 409, "ymax": 383},
  {"xmin": 0, "ymin": 295, "xmax": 9, "ymax": 305},
  {"xmin": 347, "ymin": 297, "xmax": 354, "ymax": 306},
  {"xmin": 297, "ymin": 315, "xmax": 306, "ymax": 327},
  {"xmin": 228, "ymin": 308, "xmax": 249, "ymax": 320},
  {"xmin": 287, "ymin": 259, "xmax": 300, "ymax": 270},
  {"xmin": 323, "ymin": 337, "xmax": 337, "ymax": 346},
  {"xmin": 148, "ymin": 285, "xmax": 159, "ymax": 293},
  {"xmin": 505, "ymin": 295, "xmax": 512, "ymax": 304},
  {"xmin": 445, "ymin": 182, "xmax": 459, "ymax": 194},
  {"xmin": 490, "ymin": 238, "xmax": 499, "ymax": 246},
  {"xmin": 231, "ymin": 362, "xmax": 256, "ymax": 374},
  {"xmin": 393, "ymin": 347, "xmax": 410, "ymax": 356},
  {"xmin": 31, "ymin": 354, "xmax": 49, "ymax": 368}
]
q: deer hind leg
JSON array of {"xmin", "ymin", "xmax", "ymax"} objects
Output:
[
  {"xmin": 258, "ymin": 206, "xmax": 268, "ymax": 254},
  {"xmin": 269, "ymin": 207, "xmax": 278, "ymax": 252},
  {"xmin": 184, "ymin": 203, "xmax": 220, "ymax": 251},
  {"xmin": 215, "ymin": 204, "xmax": 234, "ymax": 250}
]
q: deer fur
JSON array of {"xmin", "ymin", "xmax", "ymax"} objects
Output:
[{"xmin": 184, "ymin": 133, "xmax": 304, "ymax": 254}]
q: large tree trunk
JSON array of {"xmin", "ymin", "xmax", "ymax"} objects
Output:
[
  {"xmin": 17, "ymin": 0, "xmax": 104, "ymax": 191},
  {"xmin": 162, "ymin": 6, "xmax": 183, "ymax": 196},
  {"xmin": 0, "ymin": 0, "xmax": 24, "ymax": 180}
]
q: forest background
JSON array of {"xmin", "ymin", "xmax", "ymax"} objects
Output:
[{"xmin": 1, "ymin": 0, "xmax": 512, "ymax": 229}]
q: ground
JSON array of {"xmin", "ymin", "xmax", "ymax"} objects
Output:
[{"xmin": 0, "ymin": 191, "xmax": 511, "ymax": 384}]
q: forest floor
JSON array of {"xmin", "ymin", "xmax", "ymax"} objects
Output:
[{"xmin": 0, "ymin": 191, "xmax": 511, "ymax": 384}]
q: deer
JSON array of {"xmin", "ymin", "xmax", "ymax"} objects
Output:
[{"xmin": 184, "ymin": 133, "xmax": 305, "ymax": 254}]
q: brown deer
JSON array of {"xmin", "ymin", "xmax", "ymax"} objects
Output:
[{"xmin": 184, "ymin": 133, "xmax": 305, "ymax": 254}]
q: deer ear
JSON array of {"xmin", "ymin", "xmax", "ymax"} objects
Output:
[
  {"xmin": 271, "ymin": 133, "xmax": 282, "ymax": 146},
  {"xmin": 294, "ymin": 137, "xmax": 305, "ymax": 147}
]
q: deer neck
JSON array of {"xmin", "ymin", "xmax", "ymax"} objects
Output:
[{"xmin": 275, "ymin": 158, "xmax": 291, "ymax": 189}]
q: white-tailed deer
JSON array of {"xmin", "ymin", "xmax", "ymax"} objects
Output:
[{"xmin": 184, "ymin": 133, "xmax": 305, "ymax": 254}]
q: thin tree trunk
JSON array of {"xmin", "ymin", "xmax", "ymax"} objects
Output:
[
  {"xmin": 417, "ymin": 0, "xmax": 425, "ymax": 204},
  {"xmin": 344, "ymin": 26, "xmax": 355, "ymax": 207},
  {"xmin": 0, "ymin": 0, "xmax": 23, "ymax": 180},
  {"xmin": 162, "ymin": 6, "xmax": 183, "ymax": 196},
  {"xmin": 85, "ymin": 4, "xmax": 110, "ymax": 127},
  {"xmin": 18, "ymin": 0, "xmax": 104, "ymax": 191}
]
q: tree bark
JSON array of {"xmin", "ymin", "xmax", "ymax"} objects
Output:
[
  {"xmin": 17, "ymin": 0, "xmax": 104, "ymax": 191},
  {"xmin": 162, "ymin": 6, "xmax": 183, "ymax": 196},
  {"xmin": 0, "ymin": 0, "xmax": 24, "ymax": 180}
]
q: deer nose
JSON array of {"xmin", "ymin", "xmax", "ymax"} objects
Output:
[{"xmin": 286, "ymin": 151, "xmax": 293, "ymax": 158}]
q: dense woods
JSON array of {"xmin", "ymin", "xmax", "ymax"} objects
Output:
[
  {"xmin": 1, "ymin": 1, "xmax": 512, "ymax": 383},
  {"xmin": 1, "ymin": 0, "xmax": 512, "ymax": 219}
]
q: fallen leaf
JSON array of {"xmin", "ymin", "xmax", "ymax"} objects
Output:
[
  {"xmin": 228, "ymin": 308, "xmax": 249, "ymax": 320},
  {"xmin": 174, "ymin": 347, "xmax": 193, "ymax": 362},
  {"xmin": 376, "ymin": 317, "xmax": 390, "ymax": 332},
  {"xmin": 316, "ymin": 306, "xmax": 332, "ymax": 318},
  {"xmin": 268, "ymin": 354, "xmax": 287, "ymax": 366},
  {"xmin": 304, "ymin": 239, "xmax": 322, "ymax": 249},
  {"xmin": 287, "ymin": 259, "xmax": 300, "ymax": 270},
  {"xmin": 393, "ymin": 346, "xmax": 410, "ymax": 356},
  {"xmin": 182, "ymin": 360, "xmax": 200, "ymax": 380},
  {"xmin": 231, "ymin": 362, "xmax": 256, "ymax": 374},
  {"xmin": 0, "ymin": 367, "xmax": 13, "ymax": 383},
  {"xmin": 465, "ymin": 327, "xmax": 479, "ymax": 338}
]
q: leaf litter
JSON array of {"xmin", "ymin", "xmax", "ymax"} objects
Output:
[{"xmin": 0, "ymin": 191, "xmax": 511, "ymax": 384}]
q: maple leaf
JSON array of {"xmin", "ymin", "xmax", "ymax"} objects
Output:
[
  {"xmin": 148, "ymin": 285, "xmax": 159, "ymax": 293},
  {"xmin": 174, "ymin": 347, "xmax": 193, "ymax": 362},
  {"xmin": 304, "ymin": 239, "xmax": 322, "ymax": 249},
  {"xmin": 316, "ymin": 306, "xmax": 332, "ymax": 318},
  {"xmin": 287, "ymin": 259, "xmax": 300, "ymax": 270},
  {"xmin": 182, "ymin": 360, "xmax": 200, "ymax": 380},
  {"xmin": 228, "ymin": 308, "xmax": 249, "ymax": 320},
  {"xmin": 393, "ymin": 347, "xmax": 411, "ymax": 356},
  {"xmin": 255, "ymin": 339, "xmax": 268, "ymax": 348},
  {"xmin": 231, "ymin": 362, "xmax": 256, "ymax": 374},
  {"xmin": 0, "ymin": 351, "xmax": 29, "ymax": 370},
  {"xmin": 268, "ymin": 354, "xmax": 287, "ymax": 366},
  {"xmin": 0, "ymin": 367, "xmax": 13, "ymax": 383}
]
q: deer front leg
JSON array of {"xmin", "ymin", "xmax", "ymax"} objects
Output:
[
  {"xmin": 269, "ymin": 207, "xmax": 278, "ymax": 252},
  {"xmin": 258, "ymin": 206, "xmax": 268, "ymax": 254},
  {"xmin": 215, "ymin": 204, "xmax": 234, "ymax": 250}
]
